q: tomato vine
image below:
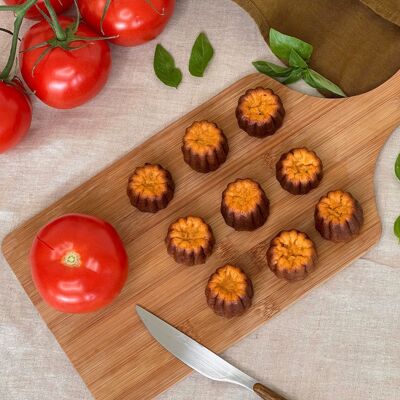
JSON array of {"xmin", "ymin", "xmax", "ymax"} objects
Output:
[
  {"xmin": 0, "ymin": 0, "xmax": 38, "ymax": 80},
  {"xmin": 0, "ymin": 0, "xmax": 85, "ymax": 80}
]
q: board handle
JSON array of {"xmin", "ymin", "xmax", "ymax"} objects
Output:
[{"xmin": 253, "ymin": 383, "xmax": 288, "ymax": 400}]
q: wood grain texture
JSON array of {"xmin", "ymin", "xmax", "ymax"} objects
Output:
[{"xmin": 2, "ymin": 71, "xmax": 400, "ymax": 400}]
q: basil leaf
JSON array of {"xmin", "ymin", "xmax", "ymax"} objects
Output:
[
  {"xmin": 288, "ymin": 48, "xmax": 308, "ymax": 69},
  {"xmin": 189, "ymin": 32, "xmax": 214, "ymax": 77},
  {"xmin": 252, "ymin": 61, "xmax": 292, "ymax": 78},
  {"xmin": 153, "ymin": 44, "xmax": 182, "ymax": 88},
  {"xmin": 304, "ymin": 69, "xmax": 346, "ymax": 97},
  {"xmin": 394, "ymin": 216, "xmax": 400, "ymax": 242},
  {"xmin": 269, "ymin": 28, "xmax": 313, "ymax": 63},
  {"xmin": 395, "ymin": 153, "xmax": 400, "ymax": 180},
  {"xmin": 281, "ymin": 68, "xmax": 303, "ymax": 84}
]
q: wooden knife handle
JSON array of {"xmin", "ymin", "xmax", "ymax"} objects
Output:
[{"xmin": 253, "ymin": 383, "xmax": 288, "ymax": 400}]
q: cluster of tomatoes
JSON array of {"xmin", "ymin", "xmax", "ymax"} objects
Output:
[{"xmin": 0, "ymin": 0, "xmax": 175, "ymax": 153}]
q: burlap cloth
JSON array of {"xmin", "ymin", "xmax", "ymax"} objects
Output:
[{"xmin": 0, "ymin": 1, "xmax": 399, "ymax": 399}]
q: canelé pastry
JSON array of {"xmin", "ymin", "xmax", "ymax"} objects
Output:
[
  {"xmin": 127, "ymin": 163, "xmax": 174, "ymax": 213},
  {"xmin": 276, "ymin": 147, "xmax": 323, "ymax": 195},
  {"xmin": 182, "ymin": 120, "xmax": 229, "ymax": 173},
  {"xmin": 221, "ymin": 178, "xmax": 269, "ymax": 231},
  {"xmin": 165, "ymin": 216, "xmax": 215, "ymax": 266},
  {"xmin": 267, "ymin": 229, "xmax": 318, "ymax": 281},
  {"xmin": 235, "ymin": 87, "xmax": 285, "ymax": 138},
  {"xmin": 315, "ymin": 190, "xmax": 364, "ymax": 242},
  {"xmin": 205, "ymin": 264, "xmax": 254, "ymax": 318}
]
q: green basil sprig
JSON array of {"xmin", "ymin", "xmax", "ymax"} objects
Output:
[
  {"xmin": 394, "ymin": 216, "xmax": 400, "ymax": 242},
  {"xmin": 395, "ymin": 153, "xmax": 400, "ymax": 181},
  {"xmin": 189, "ymin": 32, "xmax": 214, "ymax": 77},
  {"xmin": 394, "ymin": 155, "xmax": 400, "ymax": 242},
  {"xmin": 303, "ymin": 69, "xmax": 346, "ymax": 97},
  {"xmin": 252, "ymin": 61, "xmax": 291, "ymax": 78},
  {"xmin": 394, "ymin": 155, "xmax": 400, "ymax": 243},
  {"xmin": 269, "ymin": 28, "xmax": 313, "ymax": 63},
  {"xmin": 282, "ymin": 68, "xmax": 303, "ymax": 84},
  {"xmin": 288, "ymin": 48, "xmax": 309, "ymax": 68},
  {"xmin": 154, "ymin": 33, "xmax": 214, "ymax": 87},
  {"xmin": 253, "ymin": 28, "xmax": 346, "ymax": 97},
  {"xmin": 153, "ymin": 44, "xmax": 182, "ymax": 88}
]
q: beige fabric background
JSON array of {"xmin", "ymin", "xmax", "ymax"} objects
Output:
[{"xmin": 0, "ymin": 1, "xmax": 399, "ymax": 399}]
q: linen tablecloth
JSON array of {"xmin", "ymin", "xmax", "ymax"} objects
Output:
[{"xmin": 1, "ymin": 1, "xmax": 399, "ymax": 399}]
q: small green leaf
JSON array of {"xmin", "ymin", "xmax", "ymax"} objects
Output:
[
  {"xmin": 304, "ymin": 69, "xmax": 346, "ymax": 97},
  {"xmin": 394, "ymin": 216, "xmax": 400, "ymax": 241},
  {"xmin": 269, "ymin": 28, "xmax": 313, "ymax": 63},
  {"xmin": 153, "ymin": 44, "xmax": 182, "ymax": 88},
  {"xmin": 281, "ymin": 68, "xmax": 303, "ymax": 84},
  {"xmin": 189, "ymin": 32, "xmax": 214, "ymax": 77},
  {"xmin": 288, "ymin": 48, "xmax": 308, "ymax": 69},
  {"xmin": 252, "ymin": 61, "xmax": 292, "ymax": 78},
  {"xmin": 395, "ymin": 153, "xmax": 400, "ymax": 180}
]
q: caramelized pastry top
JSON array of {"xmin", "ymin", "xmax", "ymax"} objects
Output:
[
  {"xmin": 167, "ymin": 216, "xmax": 213, "ymax": 250},
  {"xmin": 128, "ymin": 164, "xmax": 170, "ymax": 198},
  {"xmin": 183, "ymin": 121, "xmax": 224, "ymax": 154},
  {"xmin": 223, "ymin": 178, "xmax": 263, "ymax": 213},
  {"xmin": 269, "ymin": 230, "xmax": 315, "ymax": 270},
  {"xmin": 207, "ymin": 265, "xmax": 249, "ymax": 302},
  {"xmin": 280, "ymin": 148, "xmax": 322, "ymax": 182},
  {"xmin": 316, "ymin": 190, "xmax": 358, "ymax": 224},
  {"xmin": 237, "ymin": 88, "xmax": 282, "ymax": 122}
]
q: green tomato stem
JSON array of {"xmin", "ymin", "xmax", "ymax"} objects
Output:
[
  {"xmin": 0, "ymin": 5, "xmax": 19, "ymax": 11},
  {"xmin": 145, "ymin": 0, "xmax": 166, "ymax": 16},
  {"xmin": 0, "ymin": 0, "xmax": 39, "ymax": 81},
  {"xmin": 43, "ymin": 0, "xmax": 67, "ymax": 41}
]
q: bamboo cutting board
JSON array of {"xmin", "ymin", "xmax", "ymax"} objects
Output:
[{"xmin": 2, "ymin": 71, "xmax": 400, "ymax": 400}]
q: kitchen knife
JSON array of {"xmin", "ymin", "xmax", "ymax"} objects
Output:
[{"xmin": 136, "ymin": 305, "xmax": 287, "ymax": 400}]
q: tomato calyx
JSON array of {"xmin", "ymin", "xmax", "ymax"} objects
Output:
[
  {"xmin": 21, "ymin": 20, "xmax": 115, "ymax": 76},
  {"xmin": 62, "ymin": 251, "xmax": 81, "ymax": 268},
  {"xmin": 0, "ymin": 77, "xmax": 30, "ymax": 99},
  {"xmin": 37, "ymin": 235, "xmax": 82, "ymax": 268}
]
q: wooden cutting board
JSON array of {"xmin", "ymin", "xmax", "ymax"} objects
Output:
[{"xmin": 2, "ymin": 71, "xmax": 400, "ymax": 400}]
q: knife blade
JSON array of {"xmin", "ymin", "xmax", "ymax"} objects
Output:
[{"xmin": 136, "ymin": 305, "xmax": 287, "ymax": 400}]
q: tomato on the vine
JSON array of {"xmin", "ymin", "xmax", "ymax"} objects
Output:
[
  {"xmin": 4, "ymin": 0, "xmax": 73, "ymax": 20},
  {"xmin": 20, "ymin": 17, "xmax": 111, "ymax": 109},
  {"xmin": 0, "ymin": 79, "xmax": 32, "ymax": 153},
  {"xmin": 30, "ymin": 214, "xmax": 128, "ymax": 313},
  {"xmin": 78, "ymin": 0, "xmax": 175, "ymax": 47}
]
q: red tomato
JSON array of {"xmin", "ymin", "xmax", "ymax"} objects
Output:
[
  {"xmin": 78, "ymin": 0, "xmax": 175, "ymax": 47},
  {"xmin": 0, "ymin": 79, "xmax": 32, "ymax": 153},
  {"xmin": 20, "ymin": 17, "xmax": 111, "ymax": 109},
  {"xmin": 30, "ymin": 214, "xmax": 128, "ymax": 313},
  {"xmin": 4, "ymin": 0, "xmax": 73, "ymax": 20}
]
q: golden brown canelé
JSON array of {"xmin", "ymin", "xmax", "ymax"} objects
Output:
[
  {"xmin": 235, "ymin": 87, "xmax": 285, "ymax": 138},
  {"xmin": 165, "ymin": 216, "xmax": 215, "ymax": 266},
  {"xmin": 315, "ymin": 190, "xmax": 364, "ymax": 242},
  {"xmin": 267, "ymin": 230, "xmax": 318, "ymax": 281},
  {"xmin": 205, "ymin": 264, "xmax": 254, "ymax": 318},
  {"xmin": 276, "ymin": 147, "xmax": 323, "ymax": 195},
  {"xmin": 127, "ymin": 163, "xmax": 174, "ymax": 213},
  {"xmin": 221, "ymin": 178, "xmax": 269, "ymax": 231},
  {"xmin": 182, "ymin": 120, "xmax": 229, "ymax": 173}
]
